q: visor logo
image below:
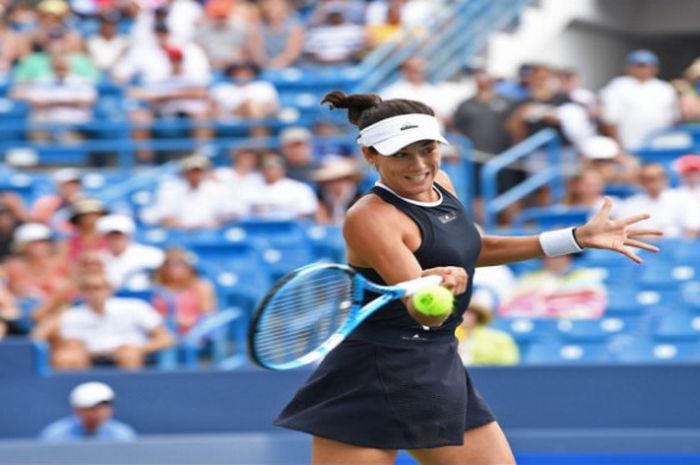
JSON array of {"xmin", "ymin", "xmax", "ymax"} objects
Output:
[{"xmin": 400, "ymin": 122, "xmax": 419, "ymax": 131}]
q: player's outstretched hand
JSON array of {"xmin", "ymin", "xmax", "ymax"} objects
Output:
[{"xmin": 575, "ymin": 197, "xmax": 663, "ymax": 264}]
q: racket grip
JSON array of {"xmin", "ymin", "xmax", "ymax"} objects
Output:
[{"xmin": 397, "ymin": 275, "xmax": 443, "ymax": 296}]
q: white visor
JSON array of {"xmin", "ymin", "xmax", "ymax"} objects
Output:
[{"xmin": 357, "ymin": 113, "xmax": 448, "ymax": 156}]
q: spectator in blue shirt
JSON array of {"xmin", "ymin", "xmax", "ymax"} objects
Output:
[{"xmin": 40, "ymin": 381, "xmax": 136, "ymax": 442}]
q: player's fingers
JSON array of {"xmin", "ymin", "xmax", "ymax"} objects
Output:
[
  {"xmin": 626, "ymin": 228, "xmax": 663, "ymax": 237},
  {"xmin": 623, "ymin": 239, "xmax": 659, "ymax": 252},
  {"xmin": 621, "ymin": 213, "xmax": 650, "ymax": 226},
  {"xmin": 615, "ymin": 246, "xmax": 642, "ymax": 264}
]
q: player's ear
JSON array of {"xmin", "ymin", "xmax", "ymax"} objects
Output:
[{"xmin": 360, "ymin": 146, "xmax": 377, "ymax": 167}]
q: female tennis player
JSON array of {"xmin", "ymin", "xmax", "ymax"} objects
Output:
[{"xmin": 275, "ymin": 91, "xmax": 661, "ymax": 465}]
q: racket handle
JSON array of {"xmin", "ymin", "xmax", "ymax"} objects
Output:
[{"xmin": 396, "ymin": 275, "xmax": 443, "ymax": 296}]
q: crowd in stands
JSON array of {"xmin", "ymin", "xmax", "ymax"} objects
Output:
[{"xmin": 1, "ymin": 0, "xmax": 700, "ymax": 369}]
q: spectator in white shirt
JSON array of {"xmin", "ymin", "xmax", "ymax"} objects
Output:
[
  {"xmin": 243, "ymin": 152, "xmax": 319, "ymax": 220},
  {"xmin": 303, "ymin": 6, "xmax": 366, "ymax": 65},
  {"xmin": 214, "ymin": 146, "xmax": 264, "ymax": 192},
  {"xmin": 599, "ymin": 50, "xmax": 679, "ymax": 152},
  {"xmin": 53, "ymin": 273, "xmax": 174, "ymax": 370},
  {"xmin": 97, "ymin": 214, "xmax": 165, "ymax": 290},
  {"xmin": 87, "ymin": 12, "xmax": 129, "ymax": 75},
  {"xmin": 619, "ymin": 163, "xmax": 699, "ymax": 239},
  {"xmin": 210, "ymin": 61, "xmax": 279, "ymax": 120},
  {"xmin": 143, "ymin": 154, "xmax": 246, "ymax": 229}
]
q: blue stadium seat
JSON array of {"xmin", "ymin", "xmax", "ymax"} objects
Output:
[
  {"xmin": 513, "ymin": 206, "xmax": 590, "ymax": 229},
  {"xmin": 556, "ymin": 317, "xmax": 634, "ymax": 343},
  {"xmin": 681, "ymin": 281, "xmax": 700, "ymax": 311},
  {"xmin": 490, "ymin": 318, "xmax": 560, "ymax": 345},
  {"xmin": 523, "ymin": 341, "xmax": 613, "ymax": 365},
  {"xmin": 261, "ymin": 243, "xmax": 315, "ymax": 282},
  {"xmin": 610, "ymin": 338, "xmax": 700, "ymax": 363},
  {"xmin": 305, "ymin": 224, "xmax": 346, "ymax": 263},
  {"xmin": 652, "ymin": 314, "xmax": 700, "ymax": 342}
]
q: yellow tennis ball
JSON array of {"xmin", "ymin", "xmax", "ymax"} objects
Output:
[{"xmin": 412, "ymin": 286, "xmax": 454, "ymax": 316}]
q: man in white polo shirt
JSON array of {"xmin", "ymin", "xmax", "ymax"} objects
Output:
[
  {"xmin": 97, "ymin": 214, "xmax": 165, "ymax": 290},
  {"xmin": 599, "ymin": 50, "xmax": 678, "ymax": 152},
  {"xmin": 54, "ymin": 274, "xmax": 174, "ymax": 370}
]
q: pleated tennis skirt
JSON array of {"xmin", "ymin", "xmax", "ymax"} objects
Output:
[{"xmin": 274, "ymin": 331, "xmax": 496, "ymax": 449}]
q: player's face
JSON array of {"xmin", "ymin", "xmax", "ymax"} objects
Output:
[{"xmin": 373, "ymin": 140, "xmax": 441, "ymax": 201}]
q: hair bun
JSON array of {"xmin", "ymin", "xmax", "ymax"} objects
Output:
[{"xmin": 321, "ymin": 90, "xmax": 383, "ymax": 126}]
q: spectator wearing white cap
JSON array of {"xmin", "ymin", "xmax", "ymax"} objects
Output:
[
  {"xmin": 279, "ymin": 126, "xmax": 322, "ymax": 184},
  {"xmin": 97, "ymin": 214, "xmax": 165, "ymax": 290},
  {"xmin": 53, "ymin": 272, "xmax": 175, "ymax": 370},
  {"xmin": 456, "ymin": 287, "xmax": 519, "ymax": 367},
  {"xmin": 39, "ymin": 381, "xmax": 136, "ymax": 442},
  {"xmin": 579, "ymin": 135, "xmax": 640, "ymax": 185},
  {"xmin": 5, "ymin": 223, "xmax": 70, "ymax": 303},
  {"xmin": 599, "ymin": 50, "xmax": 679, "ymax": 151},
  {"xmin": 143, "ymin": 154, "xmax": 247, "ymax": 229},
  {"xmin": 31, "ymin": 168, "xmax": 84, "ymax": 233}
]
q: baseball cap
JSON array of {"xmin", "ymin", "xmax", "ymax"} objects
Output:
[
  {"xmin": 13, "ymin": 223, "xmax": 52, "ymax": 249},
  {"xmin": 579, "ymin": 136, "xmax": 620, "ymax": 160},
  {"xmin": 357, "ymin": 113, "xmax": 448, "ymax": 156},
  {"xmin": 52, "ymin": 168, "xmax": 82, "ymax": 185},
  {"xmin": 97, "ymin": 214, "xmax": 135, "ymax": 236},
  {"xmin": 674, "ymin": 154, "xmax": 700, "ymax": 173},
  {"xmin": 37, "ymin": 0, "xmax": 70, "ymax": 16},
  {"xmin": 179, "ymin": 154, "xmax": 211, "ymax": 171},
  {"xmin": 163, "ymin": 45, "xmax": 183, "ymax": 61},
  {"xmin": 279, "ymin": 127, "xmax": 312, "ymax": 145},
  {"xmin": 70, "ymin": 382, "xmax": 114, "ymax": 409},
  {"xmin": 626, "ymin": 49, "xmax": 659, "ymax": 66},
  {"xmin": 69, "ymin": 198, "xmax": 107, "ymax": 223},
  {"xmin": 311, "ymin": 159, "xmax": 361, "ymax": 182}
]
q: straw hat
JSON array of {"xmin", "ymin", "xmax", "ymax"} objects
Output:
[{"xmin": 311, "ymin": 159, "xmax": 362, "ymax": 182}]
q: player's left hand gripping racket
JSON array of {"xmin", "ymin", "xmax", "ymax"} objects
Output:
[{"xmin": 248, "ymin": 263, "xmax": 442, "ymax": 370}]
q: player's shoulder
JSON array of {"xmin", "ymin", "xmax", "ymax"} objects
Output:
[{"xmin": 344, "ymin": 192, "xmax": 404, "ymax": 237}]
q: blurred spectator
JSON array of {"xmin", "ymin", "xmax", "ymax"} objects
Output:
[
  {"xmin": 0, "ymin": 284, "xmax": 20, "ymax": 339},
  {"xmin": 494, "ymin": 63, "xmax": 534, "ymax": 102},
  {"xmin": 557, "ymin": 67, "xmax": 598, "ymax": 120},
  {"xmin": 242, "ymin": 151, "xmax": 319, "ymax": 219},
  {"xmin": 674, "ymin": 154, "xmax": 700, "ymax": 205},
  {"xmin": 165, "ymin": 0, "xmax": 204, "ymax": 43},
  {"xmin": 87, "ymin": 11, "xmax": 130, "ymax": 75},
  {"xmin": 309, "ymin": 0, "xmax": 366, "ymax": 25},
  {"xmin": 53, "ymin": 273, "xmax": 174, "ymax": 370},
  {"xmin": 143, "ymin": 154, "xmax": 244, "ymax": 229},
  {"xmin": 30, "ymin": 0, "xmax": 84, "ymax": 54},
  {"xmin": 599, "ymin": 50, "xmax": 678, "ymax": 151},
  {"xmin": 210, "ymin": 61, "xmax": 279, "ymax": 119},
  {"xmin": 365, "ymin": 0, "xmax": 435, "ymax": 31},
  {"xmin": 214, "ymin": 146, "xmax": 264, "ymax": 191},
  {"xmin": 380, "ymin": 57, "xmax": 450, "ymax": 123},
  {"xmin": 6, "ymin": 223, "xmax": 69, "ymax": 303},
  {"xmin": 500, "ymin": 255, "xmax": 607, "ymax": 319},
  {"xmin": 61, "ymin": 198, "xmax": 108, "ymax": 262},
  {"xmin": 456, "ymin": 288, "xmax": 519, "ymax": 366},
  {"xmin": 250, "ymin": 0, "xmax": 304, "ymax": 69},
  {"xmin": 278, "ymin": 126, "xmax": 321, "ymax": 183},
  {"xmin": 14, "ymin": 35, "xmax": 99, "ymax": 84},
  {"xmin": 563, "ymin": 168, "xmax": 609, "ymax": 212},
  {"xmin": 31, "ymin": 168, "xmax": 84, "ymax": 233},
  {"xmin": 11, "ymin": 52, "xmax": 97, "ymax": 129},
  {"xmin": 0, "ymin": 15, "xmax": 30, "ymax": 78},
  {"xmin": 194, "ymin": 0, "xmax": 252, "ymax": 71},
  {"xmin": 365, "ymin": 0, "xmax": 403, "ymax": 48},
  {"xmin": 152, "ymin": 248, "xmax": 215, "ymax": 334},
  {"xmin": 39, "ymin": 382, "xmax": 136, "ymax": 441},
  {"xmin": 97, "ymin": 214, "xmax": 165, "ymax": 290},
  {"xmin": 312, "ymin": 118, "xmax": 355, "ymax": 158},
  {"xmin": 302, "ymin": 5, "xmax": 366, "ymax": 65},
  {"xmin": 0, "ymin": 199, "xmax": 23, "ymax": 263},
  {"xmin": 579, "ymin": 135, "xmax": 640, "ymax": 185},
  {"xmin": 618, "ymin": 163, "xmax": 700, "ymax": 239},
  {"xmin": 311, "ymin": 158, "xmax": 363, "ymax": 225}
]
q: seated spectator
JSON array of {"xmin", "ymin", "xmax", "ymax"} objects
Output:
[
  {"xmin": 563, "ymin": 168, "xmax": 610, "ymax": 212},
  {"xmin": 365, "ymin": 0, "xmax": 435, "ymax": 31},
  {"xmin": 152, "ymin": 248, "xmax": 215, "ymax": 334},
  {"xmin": 500, "ymin": 255, "xmax": 607, "ymax": 319},
  {"xmin": 579, "ymin": 136, "xmax": 640, "ymax": 185},
  {"xmin": 210, "ymin": 61, "xmax": 279, "ymax": 120},
  {"xmin": 31, "ymin": 169, "xmax": 84, "ymax": 234},
  {"xmin": 0, "ymin": 284, "xmax": 20, "ymax": 339},
  {"xmin": 11, "ymin": 52, "xmax": 97, "ymax": 130},
  {"xmin": 214, "ymin": 146, "xmax": 264, "ymax": 191},
  {"xmin": 242, "ymin": 152, "xmax": 319, "ymax": 219},
  {"xmin": 5, "ymin": 223, "xmax": 69, "ymax": 304},
  {"xmin": 365, "ymin": 0, "xmax": 403, "ymax": 48},
  {"xmin": 29, "ymin": 0, "xmax": 85, "ymax": 55},
  {"xmin": 143, "ymin": 154, "xmax": 244, "ymax": 229},
  {"xmin": 312, "ymin": 117, "xmax": 356, "ymax": 159},
  {"xmin": 302, "ymin": 5, "xmax": 366, "ymax": 65},
  {"xmin": 311, "ymin": 158, "xmax": 363, "ymax": 225},
  {"xmin": 674, "ymin": 154, "xmax": 700, "ymax": 205},
  {"xmin": 60, "ymin": 198, "xmax": 108, "ymax": 263},
  {"xmin": 97, "ymin": 214, "xmax": 165, "ymax": 290},
  {"xmin": 0, "ymin": 15, "xmax": 30, "ymax": 79},
  {"xmin": 40, "ymin": 382, "xmax": 136, "ymax": 442},
  {"xmin": 0, "ymin": 195, "xmax": 28, "ymax": 262},
  {"xmin": 278, "ymin": 126, "xmax": 321, "ymax": 184},
  {"xmin": 456, "ymin": 288, "xmax": 519, "ymax": 366},
  {"xmin": 599, "ymin": 50, "xmax": 678, "ymax": 152},
  {"xmin": 194, "ymin": 0, "xmax": 252, "ymax": 71},
  {"xmin": 250, "ymin": 0, "xmax": 304, "ymax": 69},
  {"xmin": 87, "ymin": 11, "xmax": 130, "ymax": 75},
  {"xmin": 618, "ymin": 163, "xmax": 700, "ymax": 239},
  {"xmin": 53, "ymin": 273, "xmax": 174, "ymax": 370}
]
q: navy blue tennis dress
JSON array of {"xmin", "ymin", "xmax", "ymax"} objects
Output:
[{"xmin": 275, "ymin": 182, "xmax": 495, "ymax": 449}]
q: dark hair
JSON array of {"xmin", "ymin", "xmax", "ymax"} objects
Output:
[{"xmin": 320, "ymin": 90, "xmax": 434, "ymax": 130}]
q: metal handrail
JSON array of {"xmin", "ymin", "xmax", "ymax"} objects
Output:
[{"xmin": 481, "ymin": 129, "xmax": 563, "ymax": 229}]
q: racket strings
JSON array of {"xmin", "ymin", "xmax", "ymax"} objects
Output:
[{"xmin": 254, "ymin": 270, "xmax": 356, "ymax": 365}]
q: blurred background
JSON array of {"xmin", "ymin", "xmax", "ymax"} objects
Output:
[{"xmin": 1, "ymin": 0, "xmax": 700, "ymax": 463}]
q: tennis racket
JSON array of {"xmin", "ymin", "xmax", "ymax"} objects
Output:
[{"xmin": 248, "ymin": 263, "xmax": 442, "ymax": 370}]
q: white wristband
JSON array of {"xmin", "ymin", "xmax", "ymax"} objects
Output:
[{"xmin": 539, "ymin": 227, "xmax": 584, "ymax": 257}]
